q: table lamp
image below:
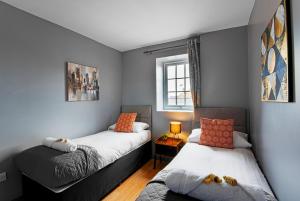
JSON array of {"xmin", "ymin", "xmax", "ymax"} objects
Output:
[{"xmin": 169, "ymin": 121, "xmax": 181, "ymax": 139}]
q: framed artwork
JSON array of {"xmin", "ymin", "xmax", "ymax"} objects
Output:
[
  {"xmin": 66, "ymin": 62, "xmax": 99, "ymax": 101},
  {"xmin": 260, "ymin": 0, "xmax": 293, "ymax": 102}
]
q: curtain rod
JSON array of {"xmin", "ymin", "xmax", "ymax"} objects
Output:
[
  {"xmin": 143, "ymin": 44, "xmax": 187, "ymax": 54},
  {"xmin": 143, "ymin": 40, "xmax": 200, "ymax": 54}
]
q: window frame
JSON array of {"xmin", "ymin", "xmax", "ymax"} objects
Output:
[{"xmin": 163, "ymin": 59, "xmax": 193, "ymax": 111}]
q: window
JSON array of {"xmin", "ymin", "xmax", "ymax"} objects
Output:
[{"xmin": 163, "ymin": 60, "xmax": 193, "ymax": 110}]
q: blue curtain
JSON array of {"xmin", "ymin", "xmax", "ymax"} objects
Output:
[{"xmin": 187, "ymin": 37, "xmax": 201, "ymax": 107}]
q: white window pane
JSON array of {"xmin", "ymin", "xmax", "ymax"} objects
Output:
[
  {"xmin": 168, "ymin": 92, "xmax": 176, "ymax": 99},
  {"xmin": 185, "ymin": 64, "xmax": 190, "ymax": 77},
  {"xmin": 185, "ymin": 92, "xmax": 192, "ymax": 99},
  {"xmin": 168, "ymin": 92, "xmax": 176, "ymax": 106},
  {"xmin": 167, "ymin": 65, "xmax": 176, "ymax": 79},
  {"xmin": 177, "ymin": 79, "xmax": 184, "ymax": 91},
  {"xmin": 177, "ymin": 92, "xmax": 185, "ymax": 99},
  {"xmin": 168, "ymin": 79, "xmax": 176, "ymax": 91},
  {"xmin": 177, "ymin": 99, "xmax": 185, "ymax": 105},
  {"xmin": 177, "ymin": 65, "xmax": 185, "ymax": 78},
  {"xmin": 164, "ymin": 61, "xmax": 192, "ymax": 110},
  {"xmin": 185, "ymin": 78, "xmax": 190, "ymax": 91},
  {"xmin": 168, "ymin": 98, "xmax": 176, "ymax": 105},
  {"xmin": 186, "ymin": 98, "xmax": 193, "ymax": 106}
]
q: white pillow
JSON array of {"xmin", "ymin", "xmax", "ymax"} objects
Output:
[
  {"xmin": 108, "ymin": 122, "xmax": 150, "ymax": 133},
  {"xmin": 187, "ymin": 129, "xmax": 251, "ymax": 148},
  {"xmin": 233, "ymin": 132, "xmax": 252, "ymax": 148},
  {"xmin": 188, "ymin": 129, "xmax": 202, "ymax": 143},
  {"xmin": 234, "ymin": 130, "xmax": 249, "ymax": 140}
]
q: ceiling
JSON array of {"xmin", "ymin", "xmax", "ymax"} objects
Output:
[{"xmin": 3, "ymin": 0, "xmax": 255, "ymax": 52}]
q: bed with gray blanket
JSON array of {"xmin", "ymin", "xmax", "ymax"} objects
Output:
[{"xmin": 15, "ymin": 105, "xmax": 152, "ymax": 201}]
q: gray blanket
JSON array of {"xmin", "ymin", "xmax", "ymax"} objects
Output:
[
  {"xmin": 137, "ymin": 170, "xmax": 199, "ymax": 201},
  {"xmin": 15, "ymin": 145, "xmax": 101, "ymax": 188}
]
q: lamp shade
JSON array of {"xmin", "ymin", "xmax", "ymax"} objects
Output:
[{"xmin": 170, "ymin": 121, "xmax": 181, "ymax": 134}]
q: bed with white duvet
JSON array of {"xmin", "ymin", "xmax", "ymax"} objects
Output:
[
  {"xmin": 73, "ymin": 129, "xmax": 151, "ymax": 172},
  {"xmin": 16, "ymin": 105, "xmax": 153, "ymax": 201},
  {"xmin": 15, "ymin": 129, "xmax": 151, "ymax": 192},
  {"xmin": 137, "ymin": 141, "xmax": 276, "ymax": 201},
  {"xmin": 137, "ymin": 107, "xmax": 277, "ymax": 201}
]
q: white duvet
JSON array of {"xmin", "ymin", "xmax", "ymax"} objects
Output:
[
  {"xmin": 165, "ymin": 169, "xmax": 276, "ymax": 201},
  {"xmin": 72, "ymin": 130, "xmax": 151, "ymax": 169},
  {"xmin": 159, "ymin": 143, "xmax": 275, "ymax": 200}
]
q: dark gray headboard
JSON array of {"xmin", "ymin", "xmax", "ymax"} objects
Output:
[
  {"xmin": 193, "ymin": 107, "xmax": 247, "ymax": 133},
  {"xmin": 121, "ymin": 105, "xmax": 152, "ymax": 129}
]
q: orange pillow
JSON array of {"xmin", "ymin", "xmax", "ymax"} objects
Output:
[
  {"xmin": 199, "ymin": 118, "xmax": 234, "ymax": 149},
  {"xmin": 114, "ymin": 113, "xmax": 137, "ymax": 133}
]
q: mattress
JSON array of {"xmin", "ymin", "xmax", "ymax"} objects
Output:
[
  {"xmin": 17, "ymin": 130, "xmax": 151, "ymax": 193},
  {"xmin": 138, "ymin": 143, "xmax": 275, "ymax": 201}
]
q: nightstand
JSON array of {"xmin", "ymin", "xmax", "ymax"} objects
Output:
[{"xmin": 154, "ymin": 137, "xmax": 184, "ymax": 169}]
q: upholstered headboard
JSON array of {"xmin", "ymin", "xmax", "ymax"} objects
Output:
[
  {"xmin": 121, "ymin": 105, "xmax": 152, "ymax": 129},
  {"xmin": 193, "ymin": 107, "xmax": 247, "ymax": 133}
]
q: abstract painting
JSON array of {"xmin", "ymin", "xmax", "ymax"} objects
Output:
[
  {"xmin": 67, "ymin": 62, "xmax": 99, "ymax": 101},
  {"xmin": 261, "ymin": 0, "xmax": 293, "ymax": 102}
]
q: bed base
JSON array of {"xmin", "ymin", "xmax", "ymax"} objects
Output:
[{"xmin": 22, "ymin": 141, "xmax": 152, "ymax": 201}]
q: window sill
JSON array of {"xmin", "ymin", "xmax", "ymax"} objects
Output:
[{"xmin": 157, "ymin": 109, "xmax": 194, "ymax": 113}]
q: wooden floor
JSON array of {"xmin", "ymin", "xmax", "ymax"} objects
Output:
[{"xmin": 102, "ymin": 159, "xmax": 166, "ymax": 201}]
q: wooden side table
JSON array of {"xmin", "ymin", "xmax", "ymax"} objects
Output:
[{"xmin": 154, "ymin": 137, "xmax": 184, "ymax": 169}]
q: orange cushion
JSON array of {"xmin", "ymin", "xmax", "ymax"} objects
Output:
[
  {"xmin": 114, "ymin": 113, "xmax": 137, "ymax": 133},
  {"xmin": 199, "ymin": 118, "xmax": 234, "ymax": 149}
]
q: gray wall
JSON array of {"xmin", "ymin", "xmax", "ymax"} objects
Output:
[
  {"xmin": 0, "ymin": 3, "xmax": 122, "ymax": 201},
  {"xmin": 248, "ymin": 0, "xmax": 300, "ymax": 200},
  {"xmin": 122, "ymin": 26, "xmax": 248, "ymax": 138}
]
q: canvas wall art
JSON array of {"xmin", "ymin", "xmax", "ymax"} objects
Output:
[
  {"xmin": 261, "ymin": 0, "xmax": 293, "ymax": 102},
  {"xmin": 67, "ymin": 62, "xmax": 99, "ymax": 101}
]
